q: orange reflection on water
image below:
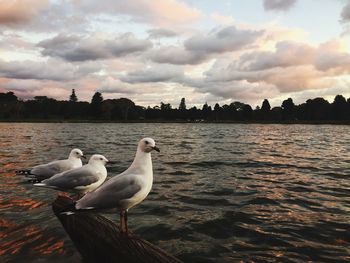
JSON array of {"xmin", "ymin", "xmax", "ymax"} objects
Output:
[
  {"xmin": 0, "ymin": 197, "xmax": 45, "ymax": 210},
  {"xmin": 0, "ymin": 218, "xmax": 16, "ymax": 239},
  {"xmin": 0, "ymin": 225, "xmax": 41, "ymax": 256},
  {"xmin": 33, "ymin": 239, "xmax": 65, "ymax": 255},
  {"xmin": 0, "ymin": 223, "xmax": 66, "ymax": 256}
]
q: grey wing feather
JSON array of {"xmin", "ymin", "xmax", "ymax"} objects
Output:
[
  {"xmin": 76, "ymin": 175, "xmax": 141, "ymax": 210},
  {"xmin": 30, "ymin": 162, "xmax": 62, "ymax": 180},
  {"xmin": 43, "ymin": 168, "xmax": 98, "ymax": 190}
]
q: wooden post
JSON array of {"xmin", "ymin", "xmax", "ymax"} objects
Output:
[{"xmin": 52, "ymin": 196, "xmax": 183, "ymax": 263}]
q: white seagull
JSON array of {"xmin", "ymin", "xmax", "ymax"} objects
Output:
[
  {"xmin": 16, "ymin": 148, "xmax": 85, "ymax": 181},
  {"xmin": 34, "ymin": 154, "xmax": 108, "ymax": 196},
  {"xmin": 75, "ymin": 138, "xmax": 160, "ymax": 233}
]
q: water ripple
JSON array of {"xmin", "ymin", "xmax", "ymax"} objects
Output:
[{"xmin": 0, "ymin": 123, "xmax": 349, "ymax": 262}]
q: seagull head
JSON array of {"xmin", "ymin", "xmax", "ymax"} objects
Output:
[
  {"xmin": 70, "ymin": 148, "xmax": 86, "ymax": 159},
  {"xmin": 139, "ymin": 138, "xmax": 160, "ymax": 153},
  {"xmin": 89, "ymin": 154, "xmax": 109, "ymax": 166}
]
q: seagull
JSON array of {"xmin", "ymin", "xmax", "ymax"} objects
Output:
[
  {"xmin": 16, "ymin": 148, "xmax": 85, "ymax": 181},
  {"xmin": 34, "ymin": 154, "xmax": 108, "ymax": 197},
  {"xmin": 75, "ymin": 138, "xmax": 160, "ymax": 234}
]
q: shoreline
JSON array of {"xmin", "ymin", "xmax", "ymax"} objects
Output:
[{"xmin": 1, "ymin": 119, "xmax": 350, "ymax": 125}]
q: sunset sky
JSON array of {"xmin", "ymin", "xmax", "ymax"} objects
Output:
[{"xmin": 1, "ymin": 0, "xmax": 350, "ymax": 108}]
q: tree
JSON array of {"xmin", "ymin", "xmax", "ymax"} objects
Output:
[
  {"xmin": 260, "ymin": 99, "xmax": 271, "ymax": 120},
  {"xmin": 0, "ymin": 92, "xmax": 19, "ymax": 119},
  {"xmin": 69, "ymin": 89, "xmax": 78, "ymax": 102},
  {"xmin": 179, "ymin": 98, "xmax": 186, "ymax": 111},
  {"xmin": 214, "ymin": 103, "xmax": 221, "ymax": 120},
  {"xmin": 302, "ymin": 97, "xmax": 331, "ymax": 120},
  {"xmin": 261, "ymin": 99, "xmax": 271, "ymax": 112},
  {"xmin": 231, "ymin": 101, "xmax": 245, "ymax": 111},
  {"xmin": 331, "ymin": 95, "xmax": 347, "ymax": 120},
  {"xmin": 91, "ymin": 92, "xmax": 103, "ymax": 105},
  {"xmin": 0, "ymin": 92, "xmax": 17, "ymax": 102},
  {"xmin": 281, "ymin": 98, "xmax": 295, "ymax": 120},
  {"xmin": 110, "ymin": 98, "xmax": 136, "ymax": 120},
  {"xmin": 242, "ymin": 104, "xmax": 253, "ymax": 120},
  {"xmin": 160, "ymin": 102, "xmax": 172, "ymax": 111},
  {"xmin": 201, "ymin": 102, "xmax": 211, "ymax": 120},
  {"xmin": 90, "ymin": 92, "xmax": 103, "ymax": 118}
]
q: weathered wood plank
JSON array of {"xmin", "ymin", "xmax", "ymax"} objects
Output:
[{"xmin": 52, "ymin": 196, "xmax": 183, "ymax": 263}]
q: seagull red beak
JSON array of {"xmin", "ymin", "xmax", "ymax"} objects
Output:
[{"xmin": 152, "ymin": 146, "xmax": 160, "ymax": 152}]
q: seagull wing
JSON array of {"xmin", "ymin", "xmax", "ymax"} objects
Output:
[
  {"xmin": 76, "ymin": 174, "xmax": 141, "ymax": 210},
  {"xmin": 41, "ymin": 166, "xmax": 100, "ymax": 190},
  {"xmin": 30, "ymin": 160, "xmax": 64, "ymax": 180}
]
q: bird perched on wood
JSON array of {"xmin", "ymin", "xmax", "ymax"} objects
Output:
[
  {"xmin": 16, "ymin": 148, "xmax": 85, "ymax": 181},
  {"xmin": 34, "ymin": 154, "xmax": 108, "ymax": 197},
  {"xmin": 75, "ymin": 138, "xmax": 160, "ymax": 234}
]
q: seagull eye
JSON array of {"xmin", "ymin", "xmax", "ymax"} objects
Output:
[
  {"xmin": 145, "ymin": 141, "xmax": 149, "ymax": 145},
  {"xmin": 100, "ymin": 158, "xmax": 103, "ymax": 161}
]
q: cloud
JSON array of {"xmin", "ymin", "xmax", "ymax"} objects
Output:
[
  {"xmin": 120, "ymin": 65, "xmax": 184, "ymax": 83},
  {"xmin": 239, "ymin": 41, "xmax": 316, "ymax": 70},
  {"xmin": 0, "ymin": 0, "xmax": 48, "ymax": 26},
  {"xmin": 0, "ymin": 59, "xmax": 98, "ymax": 81},
  {"xmin": 263, "ymin": 0, "xmax": 297, "ymax": 11},
  {"xmin": 147, "ymin": 46, "xmax": 208, "ymax": 65},
  {"xmin": 0, "ymin": 78, "xmax": 80, "ymax": 100},
  {"xmin": 314, "ymin": 40, "xmax": 350, "ymax": 73},
  {"xmin": 148, "ymin": 28, "xmax": 179, "ymax": 38},
  {"xmin": 0, "ymin": 32, "xmax": 34, "ymax": 49},
  {"xmin": 147, "ymin": 25, "xmax": 264, "ymax": 65},
  {"xmin": 191, "ymin": 38, "xmax": 350, "ymax": 95},
  {"xmin": 38, "ymin": 33, "xmax": 152, "ymax": 61},
  {"xmin": 74, "ymin": 0, "xmax": 202, "ymax": 26},
  {"xmin": 184, "ymin": 26, "xmax": 264, "ymax": 53},
  {"xmin": 341, "ymin": 1, "xmax": 350, "ymax": 22},
  {"xmin": 205, "ymin": 64, "xmax": 326, "ymax": 93},
  {"xmin": 180, "ymin": 75, "xmax": 281, "ymax": 105}
]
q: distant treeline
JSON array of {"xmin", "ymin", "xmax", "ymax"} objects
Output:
[{"xmin": 1, "ymin": 89, "xmax": 350, "ymax": 123}]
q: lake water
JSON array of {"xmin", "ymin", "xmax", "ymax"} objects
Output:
[{"xmin": 0, "ymin": 123, "xmax": 349, "ymax": 262}]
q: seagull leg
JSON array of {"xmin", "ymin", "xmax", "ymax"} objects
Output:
[
  {"xmin": 124, "ymin": 210, "xmax": 128, "ymax": 234},
  {"xmin": 72, "ymin": 193, "xmax": 82, "ymax": 201},
  {"xmin": 120, "ymin": 210, "xmax": 126, "ymax": 234}
]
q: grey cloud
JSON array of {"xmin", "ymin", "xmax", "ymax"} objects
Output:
[
  {"xmin": 237, "ymin": 40, "xmax": 350, "ymax": 74},
  {"xmin": 204, "ymin": 62, "xmax": 326, "ymax": 93},
  {"xmin": 314, "ymin": 51, "xmax": 350, "ymax": 72},
  {"xmin": 19, "ymin": 3, "xmax": 88, "ymax": 33},
  {"xmin": 341, "ymin": 1, "xmax": 350, "ymax": 22},
  {"xmin": 185, "ymin": 26, "xmax": 263, "ymax": 53},
  {"xmin": 263, "ymin": 0, "xmax": 297, "ymax": 11},
  {"xmin": 38, "ymin": 33, "xmax": 152, "ymax": 62},
  {"xmin": 147, "ymin": 46, "xmax": 208, "ymax": 65},
  {"xmin": 147, "ymin": 25, "xmax": 263, "ymax": 66},
  {"xmin": 180, "ymin": 74, "xmax": 280, "ymax": 104},
  {"xmin": 0, "ymin": 33, "xmax": 34, "ymax": 49},
  {"xmin": 0, "ymin": 59, "xmax": 97, "ymax": 81},
  {"xmin": 106, "ymin": 33, "xmax": 152, "ymax": 56},
  {"xmin": 148, "ymin": 28, "xmax": 179, "ymax": 38},
  {"xmin": 99, "ymin": 86, "xmax": 139, "ymax": 95},
  {"xmin": 120, "ymin": 65, "xmax": 184, "ymax": 84},
  {"xmin": 239, "ymin": 41, "xmax": 315, "ymax": 70}
]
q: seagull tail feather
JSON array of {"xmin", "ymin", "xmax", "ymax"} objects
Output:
[
  {"xmin": 15, "ymin": 169, "xmax": 32, "ymax": 175},
  {"xmin": 33, "ymin": 183, "xmax": 58, "ymax": 189},
  {"xmin": 34, "ymin": 183, "xmax": 47, "ymax": 187}
]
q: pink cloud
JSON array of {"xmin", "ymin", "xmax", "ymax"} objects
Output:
[
  {"xmin": 0, "ymin": 0, "xmax": 48, "ymax": 26},
  {"xmin": 74, "ymin": 0, "xmax": 202, "ymax": 26}
]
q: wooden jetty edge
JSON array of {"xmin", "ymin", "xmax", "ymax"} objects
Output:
[{"xmin": 52, "ymin": 196, "xmax": 183, "ymax": 263}]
